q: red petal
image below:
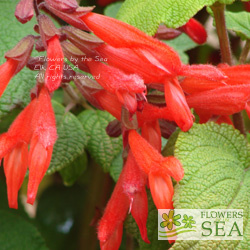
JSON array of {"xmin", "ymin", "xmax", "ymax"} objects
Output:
[
  {"xmin": 220, "ymin": 64, "xmax": 250, "ymax": 85},
  {"xmin": 141, "ymin": 120, "xmax": 162, "ymax": 152},
  {"xmin": 27, "ymin": 138, "xmax": 53, "ymax": 204},
  {"xmin": 100, "ymin": 222, "xmax": 123, "ymax": 250},
  {"xmin": 131, "ymin": 189, "xmax": 150, "ymax": 243},
  {"xmin": 128, "ymin": 130, "xmax": 162, "ymax": 174},
  {"xmin": 4, "ymin": 142, "xmax": 29, "ymax": 209},
  {"xmin": 45, "ymin": 36, "xmax": 64, "ymax": 92},
  {"xmin": 164, "ymin": 79, "xmax": 193, "ymax": 131},
  {"xmin": 180, "ymin": 77, "xmax": 226, "ymax": 94},
  {"xmin": 32, "ymin": 87, "xmax": 57, "ymax": 148},
  {"xmin": 98, "ymin": 174, "xmax": 129, "ymax": 243},
  {"xmin": 160, "ymin": 157, "xmax": 184, "ymax": 182},
  {"xmin": 0, "ymin": 59, "xmax": 19, "ymax": 97},
  {"xmin": 179, "ymin": 18, "xmax": 207, "ymax": 44},
  {"xmin": 93, "ymin": 90, "xmax": 122, "ymax": 120},
  {"xmin": 8, "ymin": 99, "xmax": 37, "ymax": 142},
  {"xmin": 81, "ymin": 13, "xmax": 181, "ymax": 73},
  {"xmin": 148, "ymin": 172, "xmax": 174, "ymax": 209},
  {"xmin": 137, "ymin": 102, "xmax": 174, "ymax": 127},
  {"xmin": 122, "ymin": 152, "xmax": 146, "ymax": 199},
  {"xmin": 96, "ymin": 45, "xmax": 166, "ymax": 83},
  {"xmin": 187, "ymin": 84, "xmax": 250, "ymax": 116},
  {"xmin": 180, "ymin": 64, "xmax": 226, "ymax": 81},
  {"xmin": 87, "ymin": 60, "xmax": 145, "ymax": 94}
]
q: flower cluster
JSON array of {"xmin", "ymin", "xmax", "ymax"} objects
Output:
[{"xmin": 0, "ymin": 1, "xmax": 249, "ymax": 249}]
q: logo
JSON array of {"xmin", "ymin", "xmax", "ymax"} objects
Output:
[{"xmin": 158, "ymin": 209, "xmax": 243, "ymax": 240}]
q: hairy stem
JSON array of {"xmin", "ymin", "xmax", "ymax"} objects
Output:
[
  {"xmin": 239, "ymin": 40, "xmax": 250, "ymax": 64},
  {"xmin": 211, "ymin": 3, "xmax": 232, "ymax": 65},
  {"xmin": 33, "ymin": 0, "xmax": 39, "ymax": 17},
  {"xmin": 232, "ymin": 113, "xmax": 246, "ymax": 136},
  {"xmin": 211, "ymin": 2, "xmax": 246, "ymax": 135}
]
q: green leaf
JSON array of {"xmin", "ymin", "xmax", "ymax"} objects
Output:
[
  {"xmin": 0, "ymin": 0, "xmax": 37, "ymax": 120},
  {"xmin": 164, "ymin": 34, "xmax": 197, "ymax": 63},
  {"xmin": 0, "ymin": 210, "xmax": 48, "ymax": 250},
  {"xmin": 225, "ymin": 11, "xmax": 250, "ymax": 40},
  {"xmin": 104, "ymin": 1, "xmax": 123, "ymax": 18},
  {"xmin": 59, "ymin": 151, "xmax": 88, "ymax": 186},
  {"xmin": 110, "ymin": 150, "xmax": 123, "ymax": 181},
  {"xmin": 171, "ymin": 123, "xmax": 250, "ymax": 249},
  {"xmin": 78, "ymin": 110, "xmax": 122, "ymax": 172},
  {"xmin": 47, "ymin": 101, "xmax": 87, "ymax": 174},
  {"xmin": 162, "ymin": 130, "xmax": 180, "ymax": 157},
  {"xmin": 117, "ymin": 0, "xmax": 217, "ymax": 35}
]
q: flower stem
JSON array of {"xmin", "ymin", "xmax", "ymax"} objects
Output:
[
  {"xmin": 239, "ymin": 40, "xmax": 250, "ymax": 64},
  {"xmin": 211, "ymin": 3, "xmax": 232, "ymax": 65},
  {"xmin": 211, "ymin": 2, "xmax": 246, "ymax": 136},
  {"xmin": 33, "ymin": 0, "xmax": 39, "ymax": 17},
  {"xmin": 232, "ymin": 113, "xmax": 246, "ymax": 136}
]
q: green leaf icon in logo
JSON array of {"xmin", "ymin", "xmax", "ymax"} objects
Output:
[
  {"xmin": 182, "ymin": 214, "xmax": 196, "ymax": 228},
  {"xmin": 160, "ymin": 210, "xmax": 181, "ymax": 230}
]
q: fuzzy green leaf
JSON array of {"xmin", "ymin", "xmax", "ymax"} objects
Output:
[
  {"xmin": 164, "ymin": 34, "xmax": 197, "ymax": 63},
  {"xmin": 0, "ymin": 0, "xmax": 37, "ymax": 120},
  {"xmin": 225, "ymin": 11, "xmax": 250, "ymax": 40},
  {"xmin": 0, "ymin": 210, "xmax": 48, "ymax": 250},
  {"xmin": 47, "ymin": 101, "xmax": 87, "ymax": 174},
  {"xmin": 117, "ymin": 0, "xmax": 217, "ymax": 35},
  {"xmin": 171, "ymin": 123, "xmax": 250, "ymax": 249},
  {"xmin": 78, "ymin": 110, "xmax": 122, "ymax": 172},
  {"xmin": 104, "ymin": 1, "xmax": 123, "ymax": 18},
  {"xmin": 110, "ymin": 150, "xmax": 123, "ymax": 181}
]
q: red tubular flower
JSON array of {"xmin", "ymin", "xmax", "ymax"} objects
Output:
[
  {"xmin": 80, "ymin": 13, "xmax": 182, "ymax": 75},
  {"xmin": 178, "ymin": 18, "xmax": 207, "ymax": 44},
  {"xmin": 180, "ymin": 64, "xmax": 226, "ymax": 81},
  {"xmin": 128, "ymin": 130, "xmax": 184, "ymax": 209},
  {"xmin": 137, "ymin": 102, "xmax": 174, "ymax": 127},
  {"xmin": 15, "ymin": 0, "xmax": 34, "ymax": 24},
  {"xmin": 93, "ymin": 90, "xmax": 122, "ymax": 120},
  {"xmin": 4, "ymin": 142, "xmax": 29, "ymax": 209},
  {"xmin": 45, "ymin": 36, "xmax": 64, "ymax": 92},
  {"xmin": 141, "ymin": 120, "xmax": 162, "ymax": 152},
  {"xmin": 98, "ymin": 172, "xmax": 129, "ymax": 250},
  {"xmin": 1, "ymin": 100, "xmax": 37, "ymax": 208},
  {"xmin": 131, "ymin": 189, "xmax": 149, "ymax": 243},
  {"xmin": 27, "ymin": 87, "xmax": 57, "ymax": 204},
  {"xmin": 122, "ymin": 152, "xmax": 149, "ymax": 243},
  {"xmin": 164, "ymin": 78, "xmax": 194, "ymax": 132},
  {"xmin": 96, "ymin": 45, "xmax": 166, "ymax": 83},
  {"xmin": 187, "ymin": 84, "xmax": 250, "ymax": 116},
  {"xmin": 0, "ymin": 59, "xmax": 19, "ymax": 98},
  {"xmin": 180, "ymin": 77, "xmax": 226, "ymax": 94},
  {"xmin": 87, "ymin": 60, "xmax": 146, "ymax": 114},
  {"xmin": 181, "ymin": 64, "xmax": 250, "ymax": 94}
]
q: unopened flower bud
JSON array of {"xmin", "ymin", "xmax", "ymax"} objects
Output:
[
  {"xmin": 45, "ymin": 0, "xmax": 78, "ymax": 13},
  {"xmin": 15, "ymin": 0, "xmax": 34, "ymax": 24}
]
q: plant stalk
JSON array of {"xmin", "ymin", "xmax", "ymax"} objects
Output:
[
  {"xmin": 211, "ymin": 2, "xmax": 246, "ymax": 136},
  {"xmin": 239, "ymin": 40, "xmax": 250, "ymax": 64},
  {"xmin": 211, "ymin": 3, "xmax": 232, "ymax": 65}
]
